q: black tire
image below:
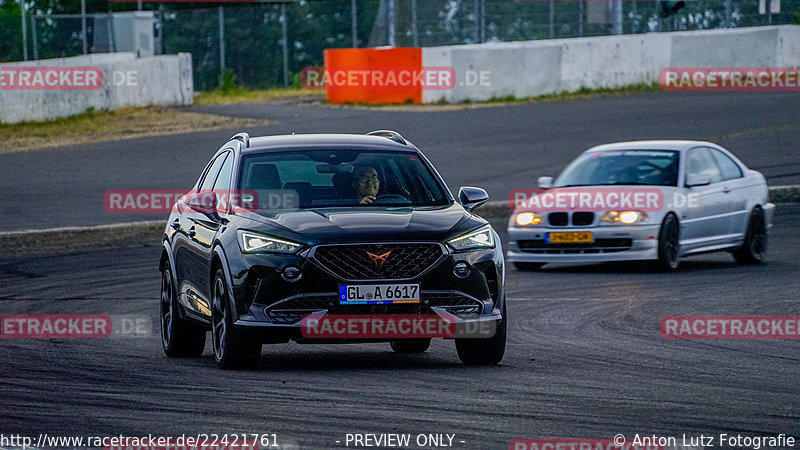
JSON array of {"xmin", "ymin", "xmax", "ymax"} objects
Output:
[
  {"xmin": 211, "ymin": 269, "xmax": 262, "ymax": 370},
  {"xmin": 513, "ymin": 262, "xmax": 546, "ymax": 271},
  {"xmin": 390, "ymin": 339, "xmax": 431, "ymax": 353},
  {"xmin": 653, "ymin": 213, "xmax": 680, "ymax": 272},
  {"xmin": 733, "ymin": 207, "xmax": 767, "ymax": 264},
  {"xmin": 455, "ymin": 297, "xmax": 506, "ymax": 365},
  {"xmin": 160, "ymin": 263, "xmax": 206, "ymax": 357}
]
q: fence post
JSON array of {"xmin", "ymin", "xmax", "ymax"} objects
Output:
[
  {"xmin": 30, "ymin": 14, "xmax": 38, "ymax": 60},
  {"xmin": 352, "ymin": 0, "xmax": 358, "ymax": 47},
  {"xmin": 20, "ymin": 0, "xmax": 28, "ymax": 61},
  {"xmin": 219, "ymin": 6, "xmax": 225, "ymax": 84},
  {"xmin": 281, "ymin": 2, "xmax": 289, "ymax": 87},
  {"xmin": 411, "ymin": 0, "xmax": 419, "ymax": 46},
  {"xmin": 81, "ymin": 0, "xmax": 87, "ymax": 54}
]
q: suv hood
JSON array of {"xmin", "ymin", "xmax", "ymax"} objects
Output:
[{"xmin": 234, "ymin": 203, "xmax": 485, "ymax": 243}]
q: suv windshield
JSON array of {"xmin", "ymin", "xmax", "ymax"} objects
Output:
[
  {"xmin": 554, "ymin": 149, "xmax": 679, "ymax": 187},
  {"xmin": 238, "ymin": 150, "xmax": 450, "ymax": 210}
]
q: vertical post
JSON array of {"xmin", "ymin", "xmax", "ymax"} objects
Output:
[
  {"xmin": 387, "ymin": 0, "xmax": 395, "ymax": 47},
  {"xmin": 351, "ymin": 0, "xmax": 358, "ymax": 47},
  {"xmin": 767, "ymin": 0, "xmax": 772, "ymax": 24},
  {"xmin": 724, "ymin": 0, "xmax": 732, "ymax": 27},
  {"xmin": 137, "ymin": 0, "xmax": 142, "ymax": 11},
  {"xmin": 630, "ymin": 0, "xmax": 636, "ymax": 33},
  {"xmin": 81, "ymin": 0, "xmax": 88, "ymax": 54},
  {"xmin": 20, "ymin": 0, "xmax": 28, "ymax": 61},
  {"xmin": 655, "ymin": 0, "xmax": 662, "ymax": 31},
  {"xmin": 611, "ymin": 0, "xmax": 623, "ymax": 35},
  {"xmin": 219, "ymin": 6, "xmax": 225, "ymax": 82},
  {"xmin": 479, "ymin": 0, "xmax": 485, "ymax": 43},
  {"xmin": 109, "ymin": 10, "xmax": 117, "ymax": 52},
  {"xmin": 30, "ymin": 14, "xmax": 38, "ymax": 60},
  {"xmin": 411, "ymin": 0, "xmax": 419, "ymax": 47},
  {"xmin": 281, "ymin": 2, "xmax": 289, "ymax": 87},
  {"xmin": 549, "ymin": 0, "xmax": 554, "ymax": 39},
  {"xmin": 576, "ymin": 1, "xmax": 583, "ymax": 37},
  {"xmin": 475, "ymin": 0, "xmax": 485, "ymax": 43}
]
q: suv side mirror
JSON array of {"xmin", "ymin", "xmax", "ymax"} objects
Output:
[
  {"xmin": 686, "ymin": 173, "xmax": 711, "ymax": 187},
  {"xmin": 458, "ymin": 186, "xmax": 489, "ymax": 212},
  {"xmin": 537, "ymin": 176, "xmax": 553, "ymax": 189},
  {"xmin": 187, "ymin": 191, "xmax": 218, "ymax": 214}
]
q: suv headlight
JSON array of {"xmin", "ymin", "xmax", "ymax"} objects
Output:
[
  {"xmin": 448, "ymin": 225, "xmax": 495, "ymax": 251},
  {"xmin": 601, "ymin": 211, "xmax": 647, "ymax": 224},
  {"xmin": 237, "ymin": 230, "xmax": 303, "ymax": 254}
]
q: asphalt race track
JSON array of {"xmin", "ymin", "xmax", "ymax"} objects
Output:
[
  {"xmin": 1, "ymin": 205, "xmax": 799, "ymax": 449},
  {"xmin": 1, "ymin": 93, "xmax": 799, "ymax": 449},
  {"xmin": 0, "ymin": 91, "xmax": 798, "ymax": 230}
]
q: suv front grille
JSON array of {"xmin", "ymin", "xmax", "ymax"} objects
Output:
[{"xmin": 312, "ymin": 243, "xmax": 443, "ymax": 280}]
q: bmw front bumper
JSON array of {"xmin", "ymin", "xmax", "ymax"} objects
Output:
[{"xmin": 506, "ymin": 224, "xmax": 661, "ymax": 263}]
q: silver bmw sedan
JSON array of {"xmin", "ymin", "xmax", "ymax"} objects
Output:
[{"xmin": 507, "ymin": 140, "xmax": 774, "ymax": 271}]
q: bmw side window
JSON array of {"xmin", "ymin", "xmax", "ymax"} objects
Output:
[
  {"xmin": 199, "ymin": 153, "xmax": 229, "ymax": 192},
  {"xmin": 686, "ymin": 148, "xmax": 722, "ymax": 185},
  {"xmin": 710, "ymin": 149, "xmax": 743, "ymax": 181}
]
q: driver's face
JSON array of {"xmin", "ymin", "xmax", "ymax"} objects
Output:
[{"xmin": 355, "ymin": 168, "xmax": 380, "ymax": 197}]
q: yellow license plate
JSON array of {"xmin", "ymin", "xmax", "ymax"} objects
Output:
[{"xmin": 547, "ymin": 231, "xmax": 593, "ymax": 243}]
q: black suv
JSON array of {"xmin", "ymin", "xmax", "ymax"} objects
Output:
[{"xmin": 159, "ymin": 131, "xmax": 506, "ymax": 369}]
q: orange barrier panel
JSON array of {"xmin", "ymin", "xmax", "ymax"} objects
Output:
[{"xmin": 324, "ymin": 48, "xmax": 422, "ymax": 104}]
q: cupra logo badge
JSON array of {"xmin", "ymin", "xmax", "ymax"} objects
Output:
[{"xmin": 366, "ymin": 250, "xmax": 392, "ymax": 271}]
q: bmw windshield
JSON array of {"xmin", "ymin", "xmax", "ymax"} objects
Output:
[
  {"xmin": 554, "ymin": 150, "xmax": 679, "ymax": 188},
  {"xmin": 237, "ymin": 150, "xmax": 450, "ymax": 211}
]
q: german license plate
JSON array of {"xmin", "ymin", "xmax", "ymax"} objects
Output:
[
  {"xmin": 339, "ymin": 284, "xmax": 420, "ymax": 304},
  {"xmin": 546, "ymin": 231, "xmax": 594, "ymax": 244}
]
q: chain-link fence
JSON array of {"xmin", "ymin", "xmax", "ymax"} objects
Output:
[{"xmin": 3, "ymin": 0, "xmax": 799, "ymax": 91}]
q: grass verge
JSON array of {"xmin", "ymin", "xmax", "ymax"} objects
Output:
[
  {"xmin": 327, "ymin": 83, "xmax": 661, "ymax": 110},
  {"xmin": 194, "ymin": 87, "xmax": 322, "ymax": 105},
  {"xmin": 1, "ymin": 106, "xmax": 272, "ymax": 155}
]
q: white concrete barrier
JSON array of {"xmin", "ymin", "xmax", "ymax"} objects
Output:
[
  {"xmin": 422, "ymin": 25, "xmax": 800, "ymax": 103},
  {"xmin": 0, "ymin": 52, "xmax": 193, "ymax": 124}
]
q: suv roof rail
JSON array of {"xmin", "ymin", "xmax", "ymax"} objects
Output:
[
  {"xmin": 366, "ymin": 130, "xmax": 407, "ymax": 145},
  {"xmin": 230, "ymin": 132, "xmax": 250, "ymax": 148}
]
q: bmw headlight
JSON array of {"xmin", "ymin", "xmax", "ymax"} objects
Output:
[
  {"xmin": 448, "ymin": 225, "xmax": 495, "ymax": 251},
  {"xmin": 601, "ymin": 211, "xmax": 647, "ymax": 224},
  {"xmin": 514, "ymin": 212, "xmax": 542, "ymax": 226},
  {"xmin": 237, "ymin": 230, "xmax": 303, "ymax": 254}
]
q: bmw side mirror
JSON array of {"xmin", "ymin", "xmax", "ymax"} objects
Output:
[
  {"xmin": 537, "ymin": 176, "xmax": 553, "ymax": 189},
  {"xmin": 458, "ymin": 186, "xmax": 489, "ymax": 212},
  {"xmin": 686, "ymin": 173, "xmax": 711, "ymax": 187}
]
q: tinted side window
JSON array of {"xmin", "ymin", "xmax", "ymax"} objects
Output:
[
  {"xmin": 686, "ymin": 148, "xmax": 722, "ymax": 184},
  {"xmin": 199, "ymin": 153, "xmax": 228, "ymax": 191},
  {"xmin": 213, "ymin": 152, "xmax": 234, "ymax": 191},
  {"xmin": 710, "ymin": 149, "xmax": 743, "ymax": 180}
]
